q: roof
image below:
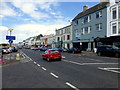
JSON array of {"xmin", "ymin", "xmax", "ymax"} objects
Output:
[
  {"xmin": 56, "ymin": 24, "xmax": 72, "ymax": 31},
  {"xmin": 73, "ymin": 2, "xmax": 109, "ymax": 21}
]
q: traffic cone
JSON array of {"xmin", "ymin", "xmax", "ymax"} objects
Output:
[{"xmin": 16, "ymin": 54, "xmax": 20, "ymax": 60}]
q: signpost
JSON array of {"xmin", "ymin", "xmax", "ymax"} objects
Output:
[{"xmin": 6, "ymin": 29, "xmax": 16, "ymax": 46}]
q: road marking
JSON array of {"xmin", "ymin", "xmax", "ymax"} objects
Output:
[
  {"xmin": 98, "ymin": 67, "xmax": 120, "ymax": 74},
  {"xmin": 34, "ymin": 61, "xmax": 37, "ymax": 64},
  {"xmin": 65, "ymin": 82, "xmax": 79, "ymax": 90},
  {"xmin": 37, "ymin": 64, "xmax": 40, "ymax": 67},
  {"xmin": 22, "ymin": 54, "xmax": 25, "ymax": 59},
  {"xmin": 85, "ymin": 58, "xmax": 102, "ymax": 62},
  {"xmin": 41, "ymin": 67, "xmax": 46, "ymax": 71},
  {"xmin": 21, "ymin": 51, "xmax": 33, "ymax": 61},
  {"xmin": 50, "ymin": 73, "xmax": 59, "ymax": 78},
  {"xmin": 63, "ymin": 60, "xmax": 83, "ymax": 65},
  {"xmin": 81, "ymin": 63, "xmax": 118, "ymax": 65},
  {"xmin": 63, "ymin": 60, "xmax": 118, "ymax": 66},
  {"xmin": 102, "ymin": 68, "xmax": 120, "ymax": 70}
]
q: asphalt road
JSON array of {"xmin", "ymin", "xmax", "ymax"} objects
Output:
[{"xmin": 2, "ymin": 49, "xmax": 120, "ymax": 89}]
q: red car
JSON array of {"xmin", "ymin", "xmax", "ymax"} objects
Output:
[
  {"xmin": 33, "ymin": 47, "xmax": 39, "ymax": 50},
  {"xmin": 42, "ymin": 49, "xmax": 62, "ymax": 61}
]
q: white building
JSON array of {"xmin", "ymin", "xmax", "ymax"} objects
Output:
[
  {"xmin": 55, "ymin": 25, "xmax": 72, "ymax": 49},
  {"xmin": 107, "ymin": 0, "xmax": 120, "ymax": 37}
]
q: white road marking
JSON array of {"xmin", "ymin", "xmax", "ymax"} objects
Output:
[
  {"xmin": 63, "ymin": 60, "xmax": 118, "ymax": 65},
  {"xmin": 50, "ymin": 73, "xmax": 59, "ymax": 78},
  {"xmin": 81, "ymin": 63, "xmax": 118, "ymax": 65},
  {"xmin": 37, "ymin": 64, "xmax": 40, "ymax": 67},
  {"xmin": 24, "ymin": 60, "xmax": 31, "ymax": 63},
  {"xmin": 102, "ymin": 68, "xmax": 120, "ymax": 70},
  {"xmin": 98, "ymin": 67, "xmax": 120, "ymax": 74},
  {"xmin": 41, "ymin": 67, "xmax": 46, "ymax": 71},
  {"xmin": 62, "ymin": 60, "xmax": 83, "ymax": 65},
  {"xmin": 34, "ymin": 61, "xmax": 37, "ymax": 64},
  {"xmin": 22, "ymin": 54, "xmax": 25, "ymax": 59},
  {"xmin": 21, "ymin": 51, "xmax": 33, "ymax": 61},
  {"xmin": 66, "ymin": 82, "xmax": 79, "ymax": 90},
  {"xmin": 85, "ymin": 58, "xmax": 102, "ymax": 62}
]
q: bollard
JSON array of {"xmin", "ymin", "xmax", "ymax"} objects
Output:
[{"xmin": 16, "ymin": 53, "xmax": 20, "ymax": 60}]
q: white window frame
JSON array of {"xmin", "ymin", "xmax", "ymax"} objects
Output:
[
  {"xmin": 96, "ymin": 11, "xmax": 102, "ymax": 18},
  {"xmin": 112, "ymin": 23, "xmax": 117, "ymax": 34},
  {"xmin": 96, "ymin": 23, "xmax": 102, "ymax": 31},
  {"xmin": 88, "ymin": 26, "xmax": 91, "ymax": 33},
  {"xmin": 118, "ymin": 6, "xmax": 120, "ymax": 19},
  {"xmin": 81, "ymin": 28, "xmax": 84, "ymax": 35},
  {"xmin": 112, "ymin": 7, "xmax": 117, "ymax": 20},
  {"xmin": 88, "ymin": 15, "xmax": 91, "ymax": 22}
]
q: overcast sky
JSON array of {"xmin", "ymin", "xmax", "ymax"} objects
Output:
[{"xmin": 0, "ymin": 0, "xmax": 100, "ymax": 44}]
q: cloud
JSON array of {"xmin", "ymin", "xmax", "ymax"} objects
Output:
[
  {"xmin": 0, "ymin": 3, "xmax": 18, "ymax": 18},
  {"xmin": 0, "ymin": 26, "xmax": 9, "ymax": 43},
  {"xmin": 12, "ymin": 21, "xmax": 68, "ymax": 43},
  {"xmin": 11, "ymin": 1, "xmax": 59, "ymax": 20}
]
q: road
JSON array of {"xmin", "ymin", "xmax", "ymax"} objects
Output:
[{"xmin": 2, "ymin": 49, "xmax": 119, "ymax": 89}]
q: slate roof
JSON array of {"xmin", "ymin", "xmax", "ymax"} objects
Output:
[{"xmin": 72, "ymin": 2, "xmax": 109, "ymax": 21}]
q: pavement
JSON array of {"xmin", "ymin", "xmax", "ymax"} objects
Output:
[{"xmin": 1, "ymin": 50, "xmax": 31, "ymax": 67}]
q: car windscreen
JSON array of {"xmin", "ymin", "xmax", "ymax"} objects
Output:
[{"xmin": 50, "ymin": 50, "xmax": 59, "ymax": 53}]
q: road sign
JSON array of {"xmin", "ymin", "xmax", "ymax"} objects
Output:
[
  {"xmin": 9, "ymin": 29, "xmax": 13, "ymax": 32},
  {"xmin": 6, "ymin": 36, "xmax": 16, "ymax": 40},
  {"xmin": 8, "ymin": 40, "xmax": 13, "ymax": 44}
]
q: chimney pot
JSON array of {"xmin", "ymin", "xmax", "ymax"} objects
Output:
[{"xmin": 83, "ymin": 6, "xmax": 88, "ymax": 11}]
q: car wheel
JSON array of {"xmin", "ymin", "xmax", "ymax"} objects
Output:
[
  {"xmin": 98, "ymin": 52, "xmax": 102, "ymax": 56},
  {"xmin": 115, "ymin": 53, "xmax": 119, "ymax": 58}
]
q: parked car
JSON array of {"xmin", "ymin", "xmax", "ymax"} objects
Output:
[
  {"xmin": 2, "ymin": 49, "xmax": 9, "ymax": 54},
  {"xmin": 40, "ymin": 47, "xmax": 48, "ymax": 51},
  {"xmin": 51, "ymin": 47, "xmax": 67, "ymax": 52},
  {"xmin": 33, "ymin": 47, "xmax": 39, "ymax": 50},
  {"xmin": 11, "ymin": 47, "xmax": 18, "ymax": 52},
  {"xmin": 67, "ymin": 47, "xmax": 81, "ymax": 53},
  {"xmin": 42, "ymin": 49, "xmax": 62, "ymax": 62},
  {"xmin": 97, "ymin": 45, "xmax": 120, "ymax": 58}
]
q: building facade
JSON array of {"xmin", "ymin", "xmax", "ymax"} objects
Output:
[
  {"xmin": 55, "ymin": 25, "xmax": 72, "ymax": 49},
  {"xmin": 72, "ymin": 2, "xmax": 109, "ymax": 51},
  {"xmin": 40, "ymin": 34, "xmax": 55, "ymax": 48}
]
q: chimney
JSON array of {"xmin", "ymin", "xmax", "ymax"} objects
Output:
[{"xmin": 83, "ymin": 6, "xmax": 88, "ymax": 11}]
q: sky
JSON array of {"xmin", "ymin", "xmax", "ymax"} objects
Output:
[{"xmin": 0, "ymin": 0, "xmax": 100, "ymax": 44}]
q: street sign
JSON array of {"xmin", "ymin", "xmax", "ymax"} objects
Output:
[
  {"xmin": 9, "ymin": 29, "xmax": 13, "ymax": 32},
  {"xmin": 8, "ymin": 40, "xmax": 13, "ymax": 44},
  {"xmin": 6, "ymin": 36, "xmax": 16, "ymax": 40}
]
